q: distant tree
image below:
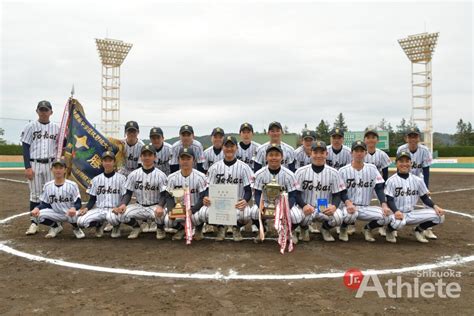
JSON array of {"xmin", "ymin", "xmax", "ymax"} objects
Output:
[
  {"xmin": 0, "ymin": 128, "xmax": 6, "ymax": 145},
  {"xmin": 316, "ymin": 120, "xmax": 330, "ymax": 143},
  {"xmin": 283, "ymin": 125, "xmax": 290, "ymax": 134},
  {"xmin": 333, "ymin": 113, "xmax": 348, "ymax": 131},
  {"xmin": 455, "ymin": 119, "xmax": 473, "ymax": 146},
  {"xmin": 378, "ymin": 118, "xmax": 388, "ymax": 131}
]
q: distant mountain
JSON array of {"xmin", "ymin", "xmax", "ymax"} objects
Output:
[{"xmin": 433, "ymin": 132, "xmax": 455, "ymax": 146}]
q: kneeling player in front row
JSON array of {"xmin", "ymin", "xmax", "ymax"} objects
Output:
[
  {"xmin": 77, "ymin": 151, "xmax": 127, "ymax": 238},
  {"xmin": 384, "ymin": 151, "xmax": 445, "ymax": 243},
  {"xmin": 30, "ymin": 159, "xmax": 85, "ymax": 239},
  {"xmin": 197, "ymin": 136, "xmax": 257, "ymax": 241},
  {"xmin": 338, "ymin": 141, "xmax": 392, "ymax": 242},
  {"xmin": 110, "ymin": 145, "xmax": 168, "ymax": 239},
  {"xmin": 155, "ymin": 147, "xmax": 208, "ymax": 241}
]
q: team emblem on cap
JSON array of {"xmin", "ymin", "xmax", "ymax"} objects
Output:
[
  {"xmin": 336, "ymin": 128, "xmax": 340, "ymax": 133},
  {"xmin": 227, "ymin": 136, "xmax": 231, "ymax": 140},
  {"xmin": 244, "ymin": 123, "xmax": 248, "ymax": 127},
  {"xmin": 317, "ymin": 141, "xmax": 321, "ymax": 146},
  {"xmin": 184, "ymin": 148, "xmax": 188, "ymax": 152}
]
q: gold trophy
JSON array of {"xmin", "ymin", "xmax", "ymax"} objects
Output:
[
  {"xmin": 262, "ymin": 177, "xmax": 283, "ymax": 219},
  {"xmin": 169, "ymin": 188, "xmax": 186, "ymax": 220}
]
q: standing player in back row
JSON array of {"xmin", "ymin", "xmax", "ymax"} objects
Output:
[
  {"xmin": 170, "ymin": 124, "xmax": 205, "ymax": 173},
  {"xmin": 144, "ymin": 127, "xmax": 172, "ymax": 176},
  {"xmin": 118, "ymin": 121, "xmax": 144, "ymax": 177},
  {"xmin": 237, "ymin": 123, "xmax": 260, "ymax": 169},
  {"xmin": 23, "ymin": 100, "xmax": 60, "ymax": 235},
  {"xmin": 202, "ymin": 127, "xmax": 225, "ymax": 173},
  {"xmin": 253, "ymin": 121, "xmax": 295, "ymax": 172},
  {"xmin": 396, "ymin": 127, "xmax": 432, "ymax": 188},
  {"xmin": 294, "ymin": 130, "xmax": 317, "ymax": 169},
  {"xmin": 363, "ymin": 128, "xmax": 392, "ymax": 181},
  {"xmin": 326, "ymin": 128, "xmax": 351, "ymax": 170}
]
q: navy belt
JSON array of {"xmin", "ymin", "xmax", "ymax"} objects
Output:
[{"xmin": 30, "ymin": 158, "xmax": 54, "ymax": 163}]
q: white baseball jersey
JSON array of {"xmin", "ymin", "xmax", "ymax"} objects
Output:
[
  {"xmin": 364, "ymin": 148, "xmax": 392, "ymax": 172},
  {"xmin": 170, "ymin": 139, "xmax": 206, "ymax": 167},
  {"xmin": 396, "ymin": 144, "xmax": 432, "ymax": 177},
  {"xmin": 40, "ymin": 180, "xmax": 81, "ymax": 213},
  {"xmin": 253, "ymin": 141, "xmax": 295, "ymax": 168},
  {"xmin": 237, "ymin": 141, "xmax": 260, "ymax": 169},
  {"xmin": 253, "ymin": 166, "xmax": 299, "ymax": 207},
  {"xmin": 295, "ymin": 164, "xmax": 346, "ymax": 206},
  {"xmin": 138, "ymin": 142, "xmax": 173, "ymax": 175},
  {"xmin": 87, "ymin": 172, "xmax": 127, "ymax": 208},
  {"xmin": 120, "ymin": 139, "xmax": 145, "ymax": 173},
  {"xmin": 384, "ymin": 173, "xmax": 429, "ymax": 213},
  {"xmin": 339, "ymin": 163, "xmax": 384, "ymax": 206},
  {"xmin": 294, "ymin": 146, "xmax": 312, "ymax": 169},
  {"xmin": 125, "ymin": 167, "xmax": 167, "ymax": 205},
  {"xmin": 203, "ymin": 147, "xmax": 224, "ymax": 171},
  {"xmin": 166, "ymin": 169, "xmax": 208, "ymax": 207},
  {"xmin": 326, "ymin": 145, "xmax": 352, "ymax": 170},
  {"xmin": 20, "ymin": 121, "xmax": 59, "ymax": 159},
  {"xmin": 207, "ymin": 159, "xmax": 254, "ymax": 200}
]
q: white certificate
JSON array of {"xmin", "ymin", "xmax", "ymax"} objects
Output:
[{"xmin": 208, "ymin": 184, "xmax": 238, "ymax": 226}]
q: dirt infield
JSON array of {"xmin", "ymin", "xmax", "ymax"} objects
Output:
[{"xmin": 0, "ymin": 170, "xmax": 473, "ymax": 315}]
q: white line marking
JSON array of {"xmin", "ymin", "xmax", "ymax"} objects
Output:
[
  {"xmin": 0, "ymin": 212, "xmax": 473, "ymax": 280},
  {"xmin": 0, "ymin": 177, "xmax": 28, "ymax": 184},
  {"xmin": 0, "ymin": 212, "xmax": 30, "ymax": 224}
]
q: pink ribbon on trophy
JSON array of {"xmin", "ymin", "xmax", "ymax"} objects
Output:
[
  {"xmin": 274, "ymin": 193, "xmax": 294, "ymax": 254},
  {"xmin": 56, "ymin": 97, "xmax": 72, "ymax": 159},
  {"xmin": 184, "ymin": 188, "xmax": 193, "ymax": 245}
]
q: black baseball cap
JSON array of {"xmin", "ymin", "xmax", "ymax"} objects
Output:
[
  {"xmin": 311, "ymin": 141, "xmax": 327, "ymax": 151},
  {"xmin": 330, "ymin": 128, "xmax": 344, "ymax": 137},
  {"xmin": 211, "ymin": 127, "xmax": 225, "ymax": 136},
  {"xmin": 239, "ymin": 122, "xmax": 254, "ymax": 132},
  {"xmin": 141, "ymin": 144, "xmax": 156, "ymax": 155},
  {"xmin": 406, "ymin": 127, "xmax": 421, "ymax": 136},
  {"xmin": 223, "ymin": 135, "xmax": 238, "ymax": 146},
  {"xmin": 268, "ymin": 121, "xmax": 283, "ymax": 130},
  {"xmin": 179, "ymin": 125, "xmax": 194, "ymax": 135},
  {"xmin": 396, "ymin": 151, "xmax": 412, "ymax": 161},
  {"xmin": 101, "ymin": 150, "xmax": 116, "ymax": 160},
  {"xmin": 51, "ymin": 158, "xmax": 66, "ymax": 167},
  {"xmin": 37, "ymin": 100, "xmax": 52, "ymax": 110},
  {"xmin": 364, "ymin": 128, "xmax": 379, "ymax": 138},
  {"xmin": 125, "ymin": 121, "xmax": 139, "ymax": 132},
  {"xmin": 149, "ymin": 127, "xmax": 164, "ymax": 137},
  {"xmin": 302, "ymin": 130, "xmax": 317, "ymax": 140},
  {"xmin": 266, "ymin": 143, "xmax": 283, "ymax": 155},
  {"xmin": 179, "ymin": 147, "xmax": 195, "ymax": 158},
  {"xmin": 351, "ymin": 140, "xmax": 367, "ymax": 151}
]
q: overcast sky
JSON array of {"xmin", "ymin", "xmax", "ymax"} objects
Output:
[{"xmin": 1, "ymin": 0, "xmax": 472, "ymax": 143}]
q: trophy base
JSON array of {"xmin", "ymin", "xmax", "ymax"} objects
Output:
[
  {"xmin": 169, "ymin": 213, "xmax": 186, "ymax": 220},
  {"xmin": 262, "ymin": 210, "xmax": 275, "ymax": 220}
]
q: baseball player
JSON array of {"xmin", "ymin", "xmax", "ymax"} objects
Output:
[
  {"xmin": 294, "ymin": 131, "xmax": 317, "ymax": 169},
  {"xmin": 170, "ymin": 124, "xmax": 205, "ymax": 173},
  {"xmin": 384, "ymin": 151, "xmax": 445, "ymax": 243},
  {"xmin": 202, "ymin": 127, "xmax": 225, "ymax": 172},
  {"xmin": 293, "ymin": 141, "xmax": 346, "ymax": 242},
  {"xmin": 396, "ymin": 127, "xmax": 432, "ymax": 188},
  {"xmin": 155, "ymin": 147, "xmax": 208, "ymax": 241},
  {"xmin": 338, "ymin": 141, "xmax": 392, "ymax": 242},
  {"xmin": 196, "ymin": 136, "xmax": 256, "ymax": 241},
  {"xmin": 253, "ymin": 121, "xmax": 296, "ymax": 172},
  {"xmin": 77, "ymin": 151, "xmax": 127, "ymax": 238},
  {"xmin": 22, "ymin": 100, "xmax": 60, "ymax": 235},
  {"xmin": 326, "ymin": 128, "xmax": 351, "ymax": 170},
  {"xmin": 236, "ymin": 122, "xmax": 260, "ymax": 169},
  {"xmin": 363, "ymin": 128, "xmax": 391, "ymax": 181},
  {"xmin": 252, "ymin": 144, "xmax": 300, "ymax": 243},
  {"xmin": 110, "ymin": 145, "xmax": 168, "ymax": 239},
  {"xmin": 118, "ymin": 121, "xmax": 144, "ymax": 177},
  {"xmin": 30, "ymin": 158, "xmax": 85, "ymax": 239}
]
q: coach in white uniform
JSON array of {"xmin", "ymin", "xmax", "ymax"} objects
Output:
[{"xmin": 22, "ymin": 101, "xmax": 60, "ymax": 235}]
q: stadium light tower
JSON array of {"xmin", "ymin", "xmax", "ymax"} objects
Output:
[
  {"xmin": 398, "ymin": 32, "xmax": 439, "ymax": 153},
  {"xmin": 95, "ymin": 38, "xmax": 133, "ymax": 138}
]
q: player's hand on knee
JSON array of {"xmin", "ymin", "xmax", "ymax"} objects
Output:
[
  {"xmin": 25, "ymin": 168, "xmax": 34, "ymax": 180},
  {"xmin": 394, "ymin": 210, "xmax": 404, "ymax": 220},
  {"xmin": 31, "ymin": 208, "xmax": 40, "ymax": 217},
  {"xmin": 203, "ymin": 196, "xmax": 211, "ymax": 207},
  {"xmin": 323, "ymin": 205, "xmax": 336, "ymax": 216},
  {"xmin": 382, "ymin": 203, "xmax": 392, "ymax": 216},
  {"xmin": 434, "ymin": 205, "xmax": 445, "ymax": 216},
  {"xmin": 67, "ymin": 208, "xmax": 77, "ymax": 217},
  {"xmin": 155, "ymin": 206, "xmax": 164, "ymax": 217},
  {"xmin": 79, "ymin": 208, "xmax": 88, "ymax": 216},
  {"xmin": 303, "ymin": 204, "xmax": 314, "ymax": 216},
  {"xmin": 113, "ymin": 204, "xmax": 126, "ymax": 214},
  {"xmin": 235, "ymin": 199, "xmax": 247, "ymax": 210},
  {"xmin": 345, "ymin": 200, "xmax": 356, "ymax": 214}
]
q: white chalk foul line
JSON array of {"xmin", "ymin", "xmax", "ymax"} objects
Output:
[
  {"xmin": 0, "ymin": 212, "xmax": 474, "ymax": 281},
  {"xmin": 0, "ymin": 177, "xmax": 28, "ymax": 184}
]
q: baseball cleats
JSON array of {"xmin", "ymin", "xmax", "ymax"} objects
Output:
[
  {"xmin": 103, "ymin": 223, "xmax": 113, "ymax": 232},
  {"xmin": 251, "ymin": 224, "xmax": 259, "ymax": 233},
  {"xmin": 140, "ymin": 222, "xmax": 150, "ymax": 233},
  {"xmin": 73, "ymin": 227, "xmax": 86, "ymax": 239},
  {"xmin": 347, "ymin": 225, "xmax": 356, "ymax": 235},
  {"xmin": 95, "ymin": 223, "xmax": 106, "ymax": 238},
  {"xmin": 423, "ymin": 228, "xmax": 438, "ymax": 240},
  {"xmin": 215, "ymin": 226, "xmax": 226, "ymax": 241},
  {"xmin": 172, "ymin": 229, "xmax": 185, "ymax": 241},
  {"xmin": 148, "ymin": 222, "xmax": 158, "ymax": 233},
  {"xmin": 339, "ymin": 227, "xmax": 349, "ymax": 242},
  {"xmin": 415, "ymin": 229, "xmax": 429, "ymax": 243},
  {"xmin": 321, "ymin": 228, "xmax": 335, "ymax": 242},
  {"xmin": 300, "ymin": 227, "xmax": 310, "ymax": 242},
  {"xmin": 379, "ymin": 226, "xmax": 386, "ymax": 236},
  {"xmin": 362, "ymin": 228, "xmax": 376, "ymax": 242},
  {"xmin": 232, "ymin": 227, "xmax": 243, "ymax": 242},
  {"xmin": 111, "ymin": 226, "xmax": 121, "ymax": 238},
  {"xmin": 25, "ymin": 223, "xmax": 39, "ymax": 235},
  {"xmin": 156, "ymin": 228, "xmax": 166, "ymax": 240},
  {"xmin": 291, "ymin": 233, "xmax": 299, "ymax": 245},
  {"xmin": 127, "ymin": 227, "xmax": 141, "ymax": 239},
  {"xmin": 309, "ymin": 223, "xmax": 320, "ymax": 234},
  {"xmin": 45, "ymin": 225, "xmax": 63, "ymax": 238},
  {"xmin": 194, "ymin": 226, "xmax": 204, "ymax": 241},
  {"xmin": 385, "ymin": 230, "xmax": 397, "ymax": 243}
]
